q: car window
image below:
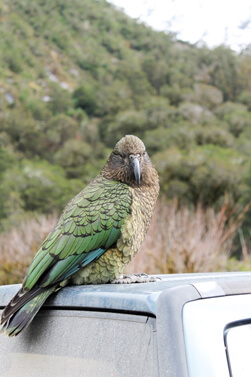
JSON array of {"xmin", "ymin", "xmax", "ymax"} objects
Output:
[
  {"xmin": 225, "ymin": 322, "xmax": 251, "ymax": 377},
  {"xmin": 0, "ymin": 309, "xmax": 158, "ymax": 377},
  {"xmin": 183, "ymin": 294, "xmax": 251, "ymax": 377}
]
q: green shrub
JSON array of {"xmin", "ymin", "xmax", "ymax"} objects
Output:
[
  {"xmin": 0, "ymin": 160, "xmax": 83, "ymax": 216},
  {"xmin": 73, "ymin": 83, "xmax": 97, "ymax": 115},
  {"xmin": 54, "ymin": 139, "xmax": 93, "ymax": 178}
]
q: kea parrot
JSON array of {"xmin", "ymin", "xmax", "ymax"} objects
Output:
[{"xmin": 0, "ymin": 135, "xmax": 159, "ymax": 336}]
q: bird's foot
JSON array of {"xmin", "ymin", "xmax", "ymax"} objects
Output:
[{"xmin": 111, "ymin": 273, "xmax": 161, "ymax": 284}]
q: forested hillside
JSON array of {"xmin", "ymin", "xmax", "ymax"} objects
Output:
[{"xmin": 0, "ymin": 0, "xmax": 251, "ymax": 275}]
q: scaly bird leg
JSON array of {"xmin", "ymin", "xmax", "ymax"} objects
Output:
[{"xmin": 111, "ymin": 273, "xmax": 160, "ymax": 284}]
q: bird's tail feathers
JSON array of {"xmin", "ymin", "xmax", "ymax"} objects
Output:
[
  {"xmin": 0, "ymin": 287, "xmax": 55, "ymax": 337},
  {"xmin": 1, "ymin": 286, "xmax": 44, "ymax": 324}
]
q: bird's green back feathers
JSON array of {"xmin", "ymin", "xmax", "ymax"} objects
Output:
[{"xmin": 23, "ymin": 177, "xmax": 132, "ymax": 290}]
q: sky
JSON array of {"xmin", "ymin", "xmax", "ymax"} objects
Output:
[{"xmin": 108, "ymin": 0, "xmax": 251, "ymax": 52}]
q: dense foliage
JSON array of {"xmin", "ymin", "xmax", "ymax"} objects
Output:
[{"xmin": 0, "ymin": 0, "xmax": 251, "ymax": 242}]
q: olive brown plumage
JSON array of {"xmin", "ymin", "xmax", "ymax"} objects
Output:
[{"xmin": 0, "ymin": 135, "xmax": 159, "ymax": 336}]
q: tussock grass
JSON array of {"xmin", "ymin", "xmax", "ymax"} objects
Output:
[
  {"xmin": 0, "ymin": 199, "xmax": 249, "ymax": 285},
  {"xmin": 126, "ymin": 198, "xmax": 250, "ymax": 274},
  {"xmin": 0, "ymin": 214, "xmax": 57, "ymax": 285}
]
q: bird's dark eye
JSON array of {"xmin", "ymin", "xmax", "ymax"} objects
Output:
[
  {"xmin": 113, "ymin": 153, "xmax": 124, "ymax": 164},
  {"xmin": 119, "ymin": 154, "xmax": 125, "ymax": 162}
]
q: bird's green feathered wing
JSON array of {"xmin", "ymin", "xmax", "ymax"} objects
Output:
[{"xmin": 23, "ymin": 177, "xmax": 132, "ymax": 290}]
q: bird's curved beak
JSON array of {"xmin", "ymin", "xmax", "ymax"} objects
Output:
[{"xmin": 132, "ymin": 157, "xmax": 141, "ymax": 187}]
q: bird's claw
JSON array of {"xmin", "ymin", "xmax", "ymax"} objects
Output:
[{"xmin": 111, "ymin": 273, "xmax": 161, "ymax": 284}]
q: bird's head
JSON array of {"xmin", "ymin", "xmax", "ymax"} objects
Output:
[{"xmin": 101, "ymin": 135, "xmax": 158, "ymax": 188}]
